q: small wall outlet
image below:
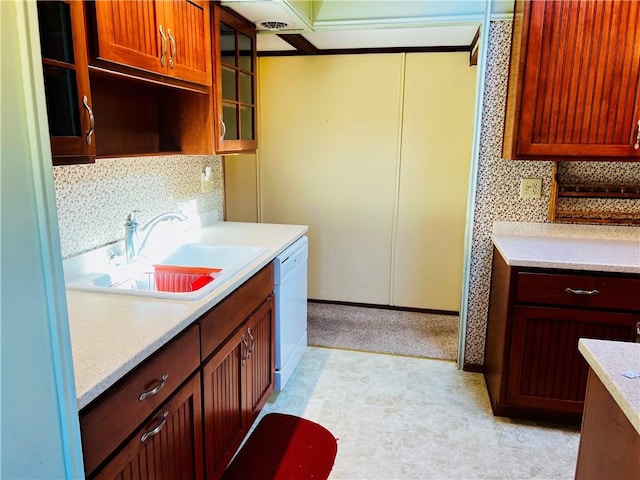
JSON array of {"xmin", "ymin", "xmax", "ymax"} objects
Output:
[
  {"xmin": 520, "ymin": 178, "xmax": 542, "ymax": 199},
  {"xmin": 201, "ymin": 175, "xmax": 215, "ymax": 193}
]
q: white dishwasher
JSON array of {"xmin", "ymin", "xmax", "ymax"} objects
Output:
[{"xmin": 274, "ymin": 235, "xmax": 308, "ymax": 391}]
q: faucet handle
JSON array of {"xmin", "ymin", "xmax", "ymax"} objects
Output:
[{"xmin": 126, "ymin": 209, "xmax": 141, "ymax": 225}]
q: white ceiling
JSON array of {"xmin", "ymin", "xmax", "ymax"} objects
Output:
[{"xmin": 222, "ymin": 0, "xmax": 515, "ymax": 52}]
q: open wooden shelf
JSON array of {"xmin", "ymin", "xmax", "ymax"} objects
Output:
[
  {"xmin": 549, "ymin": 162, "xmax": 640, "ymax": 226},
  {"xmin": 557, "ymin": 184, "xmax": 640, "ymax": 199}
]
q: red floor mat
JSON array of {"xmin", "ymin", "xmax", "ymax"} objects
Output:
[{"xmin": 222, "ymin": 413, "xmax": 338, "ymax": 480}]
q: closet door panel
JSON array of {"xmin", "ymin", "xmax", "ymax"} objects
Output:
[
  {"xmin": 258, "ymin": 54, "xmax": 403, "ymax": 304},
  {"xmin": 392, "ymin": 53, "xmax": 477, "ymax": 311}
]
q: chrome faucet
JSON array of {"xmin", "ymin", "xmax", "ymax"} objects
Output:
[{"xmin": 124, "ymin": 210, "xmax": 188, "ymax": 261}]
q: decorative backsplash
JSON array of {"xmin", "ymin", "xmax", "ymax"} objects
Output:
[
  {"xmin": 462, "ymin": 21, "xmax": 640, "ymax": 367},
  {"xmin": 53, "ymin": 155, "xmax": 223, "ymax": 258}
]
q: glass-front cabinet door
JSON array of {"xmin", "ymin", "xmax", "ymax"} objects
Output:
[
  {"xmin": 36, "ymin": 0, "xmax": 95, "ymax": 164},
  {"xmin": 213, "ymin": 5, "xmax": 257, "ymax": 153}
]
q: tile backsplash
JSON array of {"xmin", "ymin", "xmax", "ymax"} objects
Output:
[
  {"xmin": 462, "ymin": 21, "xmax": 640, "ymax": 367},
  {"xmin": 53, "ymin": 155, "xmax": 223, "ymax": 258}
]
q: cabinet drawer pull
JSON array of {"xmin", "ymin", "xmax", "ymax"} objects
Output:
[
  {"xmin": 82, "ymin": 95, "xmax": 94, "ymax": 145},
  {"xmin": 159, "ymin": 25, "xmax": 168, "ymax": 67},
  {"xmin": 634, "ymin": 119, "xmax": 640, "ymax": 150},
  {"xmin": 241, "ymin": 333, "xmax": 249, "ymax": 366},
  {"xmin": 565, "ymin": 287, "xmax": 600, "ymax": 296},
  {"xmin": 140, "ymin": 411, "xmax": 168, "ymax": 443},
  {"xmin": 168, "ymin": 28, "xmax": 176, "ymax": 68},
  {"xmin": 138, "ymin": 373, "xmax": 168, "ymax": 401},
  {"xmin": 219, "ymin": 116, "xmax": 227, "ymax": 141},
  {"xmin": 247, "ymin": 327, "xmax": 255, "ymax": 359}
]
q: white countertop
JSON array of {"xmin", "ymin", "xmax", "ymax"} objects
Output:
[
  {"xmin": 578, "ymin": 339, "xmax": 640, "ymax": 435},
  {"xmin": 492, "ymin": 222, "xmax": 640, "ymax": 273},
  {"xmin": 67, "ymin": 221, "xmax": 308, "ymax": 410}
]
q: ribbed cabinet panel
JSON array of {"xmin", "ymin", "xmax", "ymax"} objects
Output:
[
  {"xmin": 93, "ymin": 1, "xmax": 165, "ymax": 76},
  {"xmin": 202, "ymin": 330, "xmax": 245, "ymax": 479},
  {"xmin": 518, "ymin": 0, "xmax": 640, "ymax": 158},
  {"xmin": 164, "ymin": 0, "xmax": 211, "ymax": 85},
  {"xmin": 92, "ymin": 374, "xmax": 204, "ymax": 480},
  {"xmin": 245, "ymin": 296, "xmax": 275, "ymax": 424},
  {"xmin": 92, "ymin": 0, "xmax": 211, "ymax": 86},
  {"xmin": 507, "ymin": 306, "xmax": 639, "ymax": 414},
  {"xmin": 107, "ymin": 1, "xmax": 158, "ymax": 57},
  {"xmin": 202, "ymin": 295, "xmax": 274, "ymax": 479}
]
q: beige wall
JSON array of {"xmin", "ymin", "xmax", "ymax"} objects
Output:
[
  {"xmin": 258, "ymin": 54, "xmax": 404, "ymax": 304},
  {"xmin": 224, "ymin": 154, "xmax": 259, "ymax": 222},
  {"xmin": 255, "ymin": 52, "xmax": 476, "ymax": 309},
  {"xmin": 392, "ymin": 53, "xmax": 476, "ymax": 310}
]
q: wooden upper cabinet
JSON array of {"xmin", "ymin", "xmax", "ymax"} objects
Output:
[
  {"xmin": 92, "ymin": 0, "xmax": 211, "ymax": 87},
  {"xmin": 92, "ymin": 1, "xmax": 165, "ymax": 76},
  {"xmin": 212, "ymin": 5, "xmax": 258, "ymax": 154},
  {"xmin": 37, "ymin": 1, "xmax": 95, "ymax": 164},
  {"xmin": 503, "ymin": 0, "xmax": 640, "ymax": 161},
  {"xmin": 163, "ymin": 0, "xmax": 212, "ymax": 86}
]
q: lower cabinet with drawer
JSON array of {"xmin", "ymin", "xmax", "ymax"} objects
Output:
[
  {"xmin": 92, "ymin": 373, "xmax": 204, "ymax": 480},
  {"xmin": 484, "ymin": 247, "xmax": 640, "ymax": 423},
  {"xmin": 80, "ymin": 325, "xmax": 202, "ymax": 477},
  {"xmin": 199, "ymin": 265, "xmax": 275, "ymax": 479},
  {"xmin": 79, "ymin": 263, "xmax": 275, "ymax": 479}
]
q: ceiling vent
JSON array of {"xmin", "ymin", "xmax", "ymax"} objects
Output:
[{"xmin": 258, "ymin": 20, "xmax": 290, "ymax": 31}]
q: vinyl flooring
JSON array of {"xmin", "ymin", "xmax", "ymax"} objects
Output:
[{"xmin": 258, "ymin": 347, "xmax": 580, "ymax": 480}]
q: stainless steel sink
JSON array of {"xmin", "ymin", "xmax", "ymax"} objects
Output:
[{"xmin": 65, "ymin": 243, "xmax": 268, "ymax": 300}]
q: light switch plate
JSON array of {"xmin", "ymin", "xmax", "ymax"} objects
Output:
[{"xmin": 520, "ymin": 178, "xmax": 542, "ymax": 198}]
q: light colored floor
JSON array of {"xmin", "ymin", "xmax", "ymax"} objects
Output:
[{"xmin": 259, "ymin": 347, "xmax": 580, "ymax": 480}]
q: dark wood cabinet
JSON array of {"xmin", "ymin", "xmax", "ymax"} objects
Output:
[
  {"xmin": 484, "ymin": 248, "xmax": 640, "ymax": 423},
  {"xmin": 36, "ymin": 0, "xmax": 95, "ymax": 164},
  {"xmin": 79, "ymin": 264, "xmax": 276, "ymax": 480},
  {"xmin": 212, "ymin": 5, "xmax": 257, "ymax": 154},
  {"xmin": 575, "ymin": 368, "xmax": 640, "ymax": 479},
  {"xmin": 202, "ymin": 327, "xmax": 246, "ymax": 479},
  {"xmin": 244, "ymin": 298, "xmax": 275, "ymax": 421},
  {"xmin": 503, "ymin": 0, "xmax": 640, "ymax": 161},
  {"xmin": 92, "ymin": 0, "xmax": 211, "ymax": 87},
  {"xmin": 92, "ymin": 373, "xmax": 204, "ymax": 480},
  {"xmin": 202, "ymin": 298, "xmax": 275, "ymax": 480},
  {"xmin": 80, "ymin": 325, "xmax": 201, "ymax": 477}
]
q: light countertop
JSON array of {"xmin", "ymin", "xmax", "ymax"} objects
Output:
[
  {"xmin": 67, "ymin": 221, "xmax": 307, "ymax": 410},
  {"xmin": 492, "ymin": 222, "xmax": 640, "ymax": 274},
  {"xmin": 578, "ymin": 339, "xmax": 640, "ymax": 434}
]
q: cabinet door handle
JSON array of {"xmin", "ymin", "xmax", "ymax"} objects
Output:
[
  {"xmin": 140, "ymin": 411, "xmax": 168, "ymax": 443},
  {"xmin": 636, "ymin": 322, "xmax": 640, "ymax": 343},
  {"xmin": 247, "ymin": 327, "xmax": 255, "ymax": 359},
  {"xmin": 168, "ymin": 28, "xmax": 176, "ymax": 69},
  {"xmin": 241, "ymin": 333, "xmax": 249, "ymax": 366},
  {"xmin": 634, "ymin": 119, "xmax": 640, "ymax": 150},
  {"xmin": 159, "ymin": 25, "xmax": 168, "ymax": 67},
  {"xmin": 565, "ymin": 287, "xmax": 600, "ymax": 296},
  {"xmin": 219, "ymin": 116, "xmax": 226, "ymax": 141},
  {"xmin": 138, "ymin": 373, "xmax": 168, "ymax": 401},
  {"xmin": 82, "ymin": 95, "xmax": 94, "ymax": 145}
]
